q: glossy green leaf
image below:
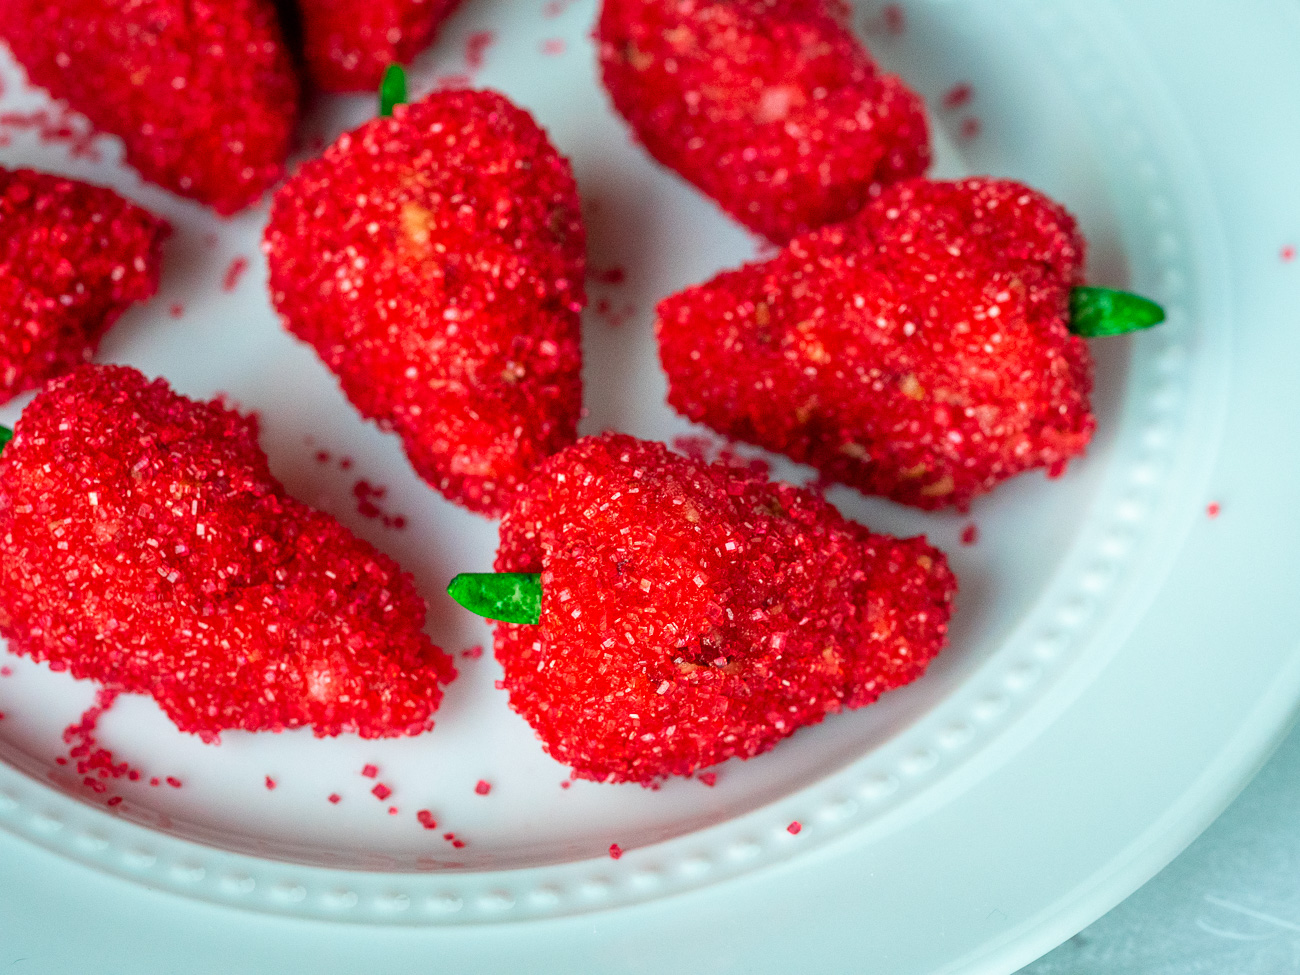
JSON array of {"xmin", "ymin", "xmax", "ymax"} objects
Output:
[
  {"xmin": 1069, "ymin": 286, "xmax": 1166, "ymax": 337},
  {"xmin": 448, "ymin": 572, "xmax": 542, "ymax": 625}
]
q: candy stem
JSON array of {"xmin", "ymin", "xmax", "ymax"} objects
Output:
[
  {"xmin": 1069, "ymin": 286, "xmax": 1165, "ymax": 337},
  {"xmin": 379, "ymin": 63, "xmax": 408, "ymax": 117},
  {"xmin": 0, "ymin": 426, "xmax": 11, "ymax": 452},
  {"xmin": 448, "ymin": 572, "xmax": 542, "ymax": 625}
]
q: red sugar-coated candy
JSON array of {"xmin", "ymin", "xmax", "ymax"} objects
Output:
[
  {"xmin": 265, "ymin": 89, "xmax": 586, "ymax": 517},
  {"xmin": 597, "ymin": 0, "xmax": 930, "ymax": 243},
  {"xmin": 657, "ymin": 177, "xmax": 1095, "ymax": 510},
  {"xmin": 0, "ymin": 168, "xmax": 167, "ymax": 404},
  {"xmin": 494, "ymin": 433, "xmax": 955, "ymax": 785},
  {"xmin": 0, "ymin": 364, "xmax": 456, "ymax": 741},
  {"xmin": 296, "ymin": 0, "xmax": 466, "ymax": 91},
  {"xmin": 0, "ymin": 0, "xmax": 299, "ymax": 214}
]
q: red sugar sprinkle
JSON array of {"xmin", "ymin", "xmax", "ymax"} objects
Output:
[
  {"xmin": 942, "ymin": 83, "xmax": 973, "ymax": 110},
  {"xmin": 328, "ymin": 793, "xmax": 341, "ymax": 804},
  {"xmin": 609, "ymin": 843, "xmax": 623, "ymax": 860},
  {"xmin": 149, "ymin": 777, "xmax": 160, "ymax": 787},
  {"xmin": 0, "ymin": 666, "xmax": 10, "ymax": 677},
  {"xmin": 388, "ymin": 806, "xmax": 398, "ymax": 815},
  {"xmin": 560, "ymin": 780, "xmax": 571, "ymax": 789},
  {"xmin": 787, "ymin": 821, "xmax": 802, "ymax": 835},
  {"xmin": 959, "ymin": 117, "xmax": 982, "ymax": 140},
  {"xmin": 372, "ymin": 782, "xmax": 392, "ymax": 800},
  {"xmin": 452, "ymin": 839, "xmax": 465, "ymax": 849},
  {"xmin": 596, "ymin": 266, "xmax": 626, "ymax": 285},
  {"xmin": 0, "ymin": 107, "xmax": 102, "ymax": 161},
  {"xmin": 960, "ymin": 523, "xmax": 979, "ymax": 546},
  {"xmin": 460, "ymin": 645, "xmax": 483, "ymax": 660},
  {"xmin": 168, "ymin": 303, "xmax": 184, "ymax": 318},
  {"xmin": 339, "ymin": 457, "xmax": 353, "ymax": 470},
  {"xmin": 474, "ymin": 779, "xmax": 491, "ymax": 795},
  {"xmin": 541, "ymin": 38, "xmax": 566, "ymax": 56},
  {"xmin": 443, "ymin": 832, "xmax": 454, "ymax": 840},
  {"xmin": 698, "ymin": 772, "xmax": 717, "ymax": 787},
  {"xmin": 166, "ymin": 776, "xmax": 182, "ymax": 788},
  {"xmin": 106, "ymin": 795, "xmax": 122, "ymax": 807},
  {"xmin": 0, "ymin": 712, "xmax": 5, "ymax": 721},
  {"xmin": 542, "ymin": 0, "xmax": 577, "ymax": 16},
  {"xmin": 361, "ymin": 764, "xmax": 379, "ymax": 778},
  {"xmin": 1207, "ymin": 502, "xmax": 1221, "ymax": 518},
  {"xmin": 314, "ymin": 450, "xmax": 330, "ymax": 463},
  {"xmin": 56, "ymin": 755, "xmax": 66, "ymax": 764},
  {"xmin": 1282, "ymin": 246, "xmax": 1296, "ymax": 262},
  {"xmin": 222, "ymin": 256, "xmax": 249, "ymax": 292},
  {"xmin": 416, "ymin": 809, "xmax": 438, "ymax": 830},
  {"xmin": 465, "ymin": 30, "xmax": 495, "ymax": 71},
  {"xmin": 265, "ymin": 775, "xmax": 276, "ymax": 790}
]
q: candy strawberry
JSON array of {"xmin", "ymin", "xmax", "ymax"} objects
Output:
[
  {"xmin": 656, "ymin": 177, "xmax": 1155, "ymax": 510},
  {"xmin": 597, "ymin": 0, "xmax": 930, "ymax": 243},
  {"xmin": 0, "ymin": 168, "xmax": 167, "ymax": 403},
  {"xmin": 0, "ymin": 0, "xmax": 299, "ymax": 214},
  {"xmin": 296, "ymin": 0, "xmax": 466, "ymax": 91},
  {"xmin": 265, "ymin": 87, "xmax": 586, "ymax": 517},
  {"xmin": 483, "ymin": 433, "xmax": 955, "ymax": 784},
  {"xmin": 0, "ymin": 364, "xmax": 456, "ymax": 741}
]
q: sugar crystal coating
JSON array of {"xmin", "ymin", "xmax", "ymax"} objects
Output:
[
  {"xmin": 296, "ymin": 0, "xmax": 466, "ymax": 91},
  {"xmin": 597, "ymin": 0, "xmax": 930, "ymax": 243},
  {"xmin": 265, "ymin": 89, "xmax": 586, "ymax": 517},
  {"xmin": 0, "ymin": 0, "xmax": 299, "ymax": 214},
  {"xmin": 657, "ymin": 177, "xmax": 1095, "ymax": 510},
  {"xmin": 494, "ymin": 433, "xmax": 956, "ymax": 784},
  {"xmin": 0, "ymin": 364, "xmax": 456, "ymax": 740},
  {"xmin": 0, "ymin": 168, "xmax": 167, "ymax": 403}
]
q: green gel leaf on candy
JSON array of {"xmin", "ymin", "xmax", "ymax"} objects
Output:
[
  {"xmin": 379, "ymin": 63, "xmax": 408, "ymax": 117},
  {"xmin": 0, "ymin": 426, "xmax": 11, "ymax": 452},
  {"xmin": 1069, "ymin": 286, "xmax": 1166, "ymax": 338},
  {"xmin": 448, "ymin": 572, "xmax": 542, "ymax": 625}
]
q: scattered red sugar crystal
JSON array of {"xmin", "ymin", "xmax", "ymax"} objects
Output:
[
  {"xmin": 295, "ymin": 0, "xmax": 466, "ymax": 91},
  {"xmin": 166, "ymin": 776, "xmax": 182, "ymax": 788},
  {"xmin": 315, "ymin": 450, "xmax": 331, "ymax": 464},
  {"xmin": 0, "ymin": 0, "xmax": 298, "ymax": 213},
  {"xmin": 416, "ymin": 809, "xmax": 437, "ymax": 829},
  {"xmin": 608, "ymin": 843, "xmax": 623, "ymax": 859},
  {"xmin": 372, "ymin": 783, "xmax": 393, "ymax": 800},
  {"xmin": 150, "ymin": 777, "xmax": 161, "ymax": 787},
  {"xmin": 787, "ymin": 820, "xmax": 802, "ymax": 835},
  {"xmin": 443, "ymin": 832, "xmax": 454, "ymax": 840},
  {"xmin": 59, "ymin": 687, "xmax": 146, "ymax": 798},
  {"xmin": 959, "ymin": 117, "xmax": 982, "ymax": 140},
  {"xmin": 541, "ymin": 38, "xmax": 566, "ymax": 56},
  {"xmin": 494, "ymin": 433, "xmax": 956, "ymax": 784},
  {"xmin": 361, "ymin": 764, "xmax": 379, "ymax": 778},
  {"xmin": 222, "ymin": 257, "xmax": 249, "ymax": 293},
  {"xmin": 465, "ymin": 29, "xmax": 496, "ymax": 70},
  {"xmin": 597, "ymin": 0, "xmax": 930, "ymax": 243},
  {"xmin": 451, "ymin": 838, "xmax": 465, "ymax": 848},
  {"xmin": 960, "ymin": 524, "xmax": 979, "ymax": 546},
  {"xmin": 543, "ymin": 0, "xmax": 577, "ymax": 15},
  {"xmin": 265, "ymin": 90, "xmax": 586, "ymax": 517},
  {"xmin": 0, "ymin": 712, "xmax": 6, "ymax": 721},
  {"xmin": 0, "ymin": 105, "xmax": 102, "ymax": 161},
  {"xmin": 560, "ymin": 780, "xmax": 572, "ymax": 789},
  {"xmin": 474, "ymin": 779, "xmax": 491, "ymax": 795},
  {"xmin": 265, "ymin": 776, "xmax": 277, "ymax": 790},
  {"xmin": 596, "ymin": 267, "xmax": 626, "ymax": 286},
  {"xmin": 169, "ymin": 303, "xmax": 184, "ymax": 319},
  {"xmin": 0, "ymin": 168, "xmax": 167, "ymax": 404},
  {"xmin": 657, "ymin": 177, "xmax": 1094, "ymax": 510},
  {"xmin": 328, "ymin": 792, "xmax": 342, "ymax": 804},
  {"xmin": 106, "ymin": 795, "xmax": 122, "ymax": 806},
  {"xmin": 0, "ymin": 364, "xmax": 456, "ymax": 741},
  {"xmin": 698, "ymin": 772, "xmax": 717, "ymax": 787},
  {"xmin": 943, "ymin": 83, "xmax": 973, "ymax": 110},
  {"xmin": 1, "ymin": 666, "xmax": 11, "ymax": 677},
  {"xmin": 388, "ymin": 806, "xmax": 399, "ymax": 814},
  {"xmin": 460, "ymin": 645, "xmax": 483, "ymax": 660},
  {"xmin": 1207, "ymin": 502, "xmax": 1221, "ymax": 518},
  {"xmin": 1282, "ymin": 246, "xmax": 1295, "ymax": 262}
]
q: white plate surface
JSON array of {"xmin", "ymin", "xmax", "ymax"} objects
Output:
[{"xmin": 0, "ymin": 0, "xmax": 1298, "ymax": 971}]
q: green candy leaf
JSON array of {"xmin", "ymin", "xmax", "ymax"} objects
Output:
[
  {"xmin": 379, "ymin": 63, "xmax": 408, "ymax": 117},
  {"xmin": 0, "ymin": 426, "xmax": 10, "ymax": 452},
  {"xmin": 448, "ymin": 572, "xmax": 542, "ymax": 625},
  {"xmin": 1069, "ymin": 286, "xmax": 1166, "ymax": 337}
]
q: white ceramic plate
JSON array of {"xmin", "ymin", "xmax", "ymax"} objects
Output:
[{"xmin": 1, "ymin": 0, "xmax": 1298, "ymax": 972}]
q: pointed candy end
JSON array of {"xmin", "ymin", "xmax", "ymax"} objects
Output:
[
  {"xmin": 379, "ymin": 63, "xmax": 408, "ymax": 117},
  {"xmin": 1069, "ymin": 286, "xmax": 1166, "ymax": 338},
  {"xmin": 448, "ymin": 572, "xmax": 542, "ymax": 625}
]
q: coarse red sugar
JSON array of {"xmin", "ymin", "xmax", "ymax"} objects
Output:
[
  {"xmin": 416, "ymin": 810, "xmax": 438, "ymax": 830},
  {"xmin": 221, "ymin": 257, "xmax": 249, "ymax": 292},
  {"xmin": 265, "ymin": 776, "xmax": 276, "ymax": 790},
  {"xmin": 372, "ymin": 783, "xmax": 392, "ymax": 801},
  {"xmin": 960, "ymin": 524, "xmax": 979, "ymax": 546},
  {"xmin": 609, "ymin": 843, "xmax": 623, "ymax": 860},
  {"xmin": 474, "ymin": 780, "xmax": 491, "ymax": 796},
  {"xmin": 787, "ymin": 821, "xmax": 802, "ymax": 835},
  {"xmin": 361, "ymin": 764, "xmax": 379, "ymax": 779}
]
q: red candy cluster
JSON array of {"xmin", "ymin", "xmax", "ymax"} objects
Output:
[
  {"xmin": 297, "ymin": 0, "xmax": 466, "ymax": 91},
  {"xmin": 494, "ymin": 433, "xmax": 956, "ymax": 784},
  {"xmin": 0, "ymin": 0, "xmax": 299, "ymax": 214},
  {"xmin": 0, "ymin": 168, "xmax": 167, "ymax": 403},
  {"xmin": 265, "ymin": 89, "xmax": 586, "ymax": 516},
  {"xmin": 598, "ymin": 0, "xmax": 930, "ymax": 243},
  {"xmin": 657, "ymin": 177, "xmax": 1095, "ymax": 510},
  {"xmin": 0, "ymin": 365, "xmax": 456, "ymax": 741}
]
